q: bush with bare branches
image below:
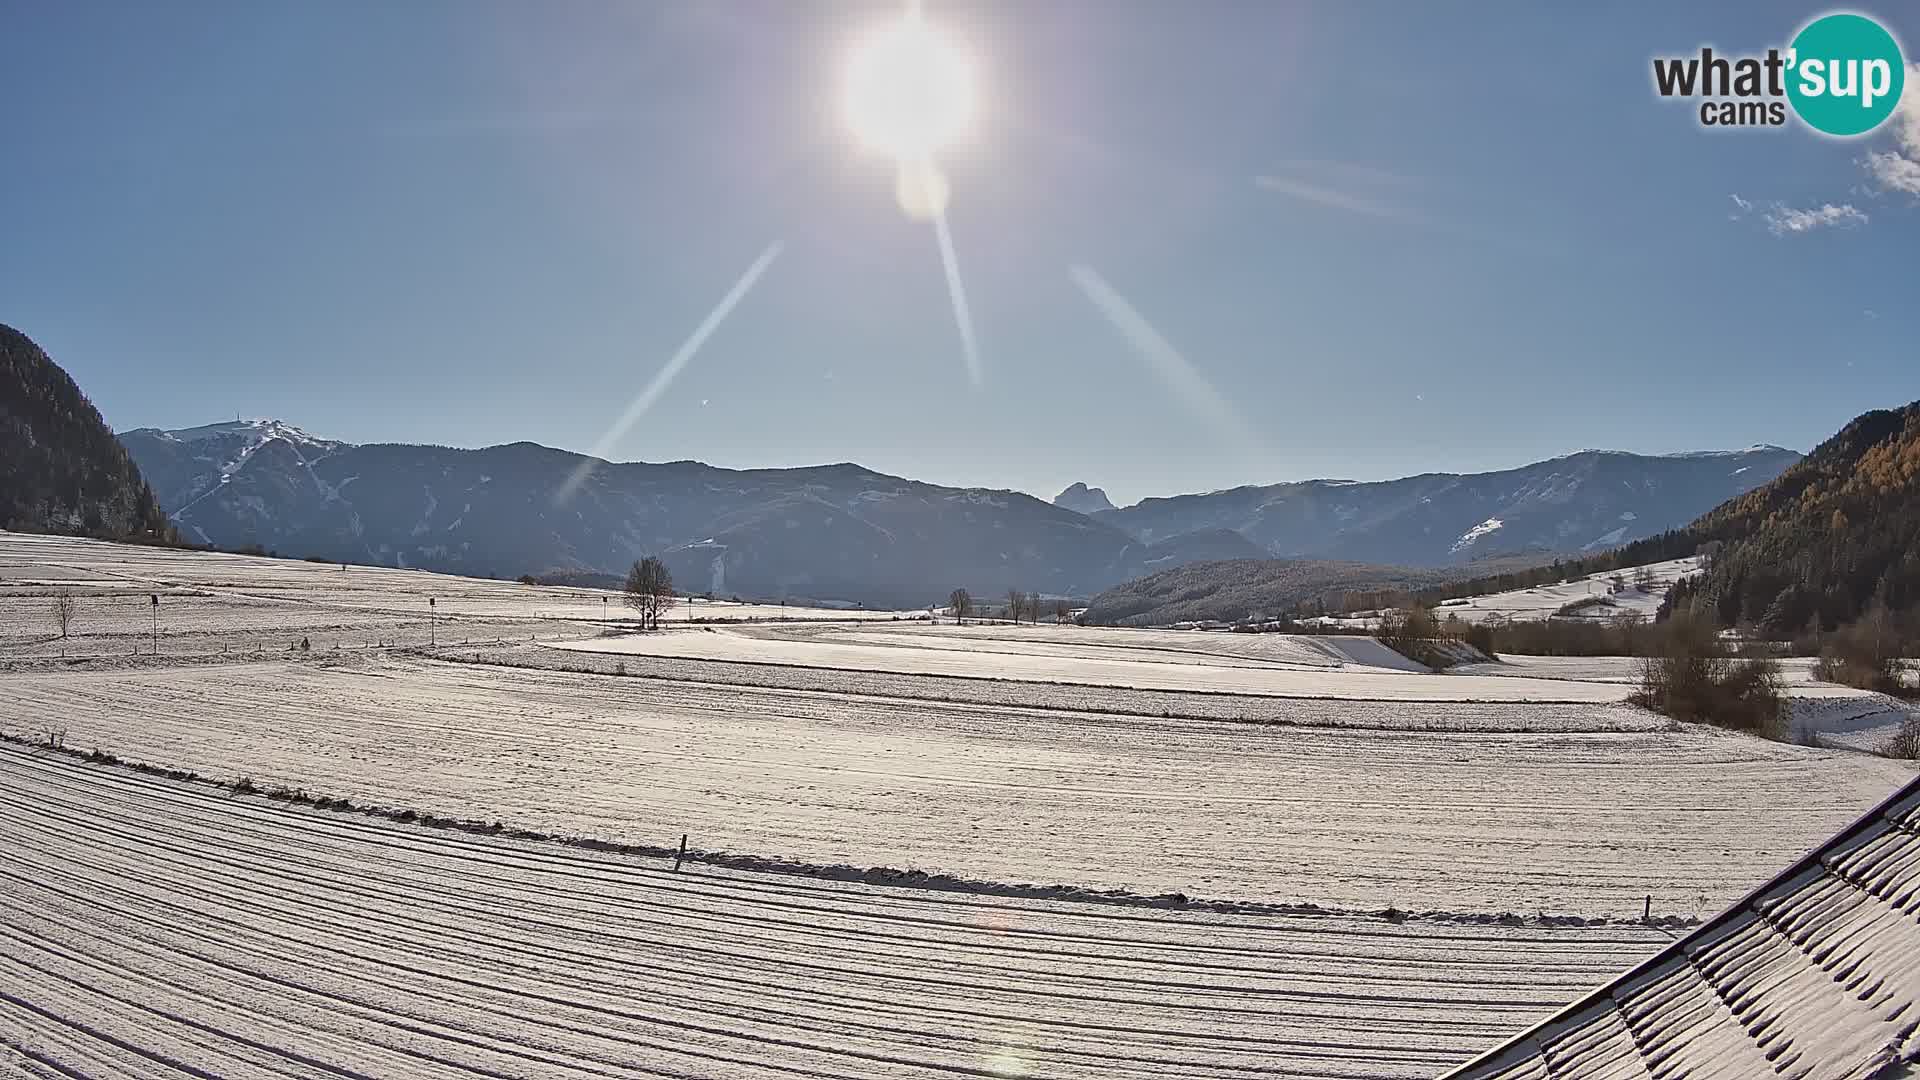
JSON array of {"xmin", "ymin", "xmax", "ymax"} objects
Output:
[
  {"xmin": 1881, "ymin": 712, "xmax": 1920, "ymax": 760},
  {"xmin": 1811, "ymin": 605, "xmax": 1911, "ymax": 695},
  {"xmin": 1630, "ymin": 611, "xmax": 1787, "ymax": 739}
]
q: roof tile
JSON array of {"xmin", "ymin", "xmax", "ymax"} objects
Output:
[{"xmin": 1443, "ymin": 776, "xmax": 1920, "ymax": 1080}]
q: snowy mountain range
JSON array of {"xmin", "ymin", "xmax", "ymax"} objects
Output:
[
  {"xmin": 117, "ymin": 420, "xmax": 1799, "ymax": 605},
  {"xmin": 117, "ymin": 420, "xmax": 1247, "ymax": 606},
  {"xmin": 1087, "ymin": 446, "xmax": 1801, "ymax": 568}
]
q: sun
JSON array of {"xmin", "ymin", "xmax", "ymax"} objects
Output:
[{"xmin": 842, "ymin": 13, "xmax": 976, "ymax": 160}]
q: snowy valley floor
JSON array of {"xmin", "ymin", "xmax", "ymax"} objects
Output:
[
  {"xmin": 2, "ymin": 649, "xmax": 1909, "ymax": 917},
  {"xmin": 0, "ymin": 743, "xmax": 1675, "ymax": 1080},
  {"xmin": 3, "ymin": 533, "xmax": 1917, "ymax": 1078}
]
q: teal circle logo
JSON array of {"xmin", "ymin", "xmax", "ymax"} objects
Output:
[{"xmin": 1787, "ymin": 13, "xmax": 1905, "ymax": 136}]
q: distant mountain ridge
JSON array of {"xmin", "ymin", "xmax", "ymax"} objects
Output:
[
  {"xmin": 118, "ymin": 421, "xmax": 1246, "ymax": 606},
  {"xmin": 118, "ymin": 418, "xmax": 1801, "ymax": 607},
  {"xmin": 1092, "ymin": 446, "xmax": 1800, "ymax": 566},
  {"xmin": 1053, "ymin": 482, "xmax": 1116, "ymax": 515},
  {"xmin": 1, "ymin": 324, "xmax": 172, "ymax": 541}
]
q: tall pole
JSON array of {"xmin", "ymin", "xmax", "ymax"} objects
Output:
[
  {"xmin": 149, "ymin": 593, "xmax": 158, "ymax": 654},
  {"xmin": 429, "ymin": 596, "xmax": 436, "ymax": 647}
]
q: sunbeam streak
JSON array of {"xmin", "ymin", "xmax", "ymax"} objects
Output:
[
  {"xmin": 1069, "ymin": 264, "xmax": 1261, "ymax": 450},
  {"xmin": 933, "ymin": 209, "xmax": 981, "ymax": 388},
  {"xmin": 555, "ymin": 241, "xmax": 784, "ymax": 505}
]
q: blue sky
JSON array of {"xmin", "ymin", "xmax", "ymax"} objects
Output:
[{"xmin": 4, "ymin": 1, "xmax": 1916, "ymax": 505}]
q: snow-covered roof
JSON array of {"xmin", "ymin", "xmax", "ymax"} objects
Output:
[{"xmin": 1444, "ymin": 773, "xmax": 1920, "ymax": 1078}]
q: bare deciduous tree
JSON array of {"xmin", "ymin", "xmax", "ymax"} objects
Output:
[
  {"xmin": 1026, "ymin": 592, "xmax": 1043, "ymax": 625},
  {"xmin": 1884, "ymin": 711, "xmax": 1920, "ymax": 760},
  {"xmin": 948, "ymin": 588, "xmax": 972, "ymax": 625},
  {"xmin": 1052, "ymin": 599, "xmax": 1073, "ymax": 624},
  {"xmin": 51, "ymin": 591, "xmax": 75, "ymax": 639},
  {"xmin": 624, "ymin": 556, "xmax": 676, "ymax": 631},
  {"xmin": 1006, "ymin": 588, "xmax": 1024, "ymax": 625}
]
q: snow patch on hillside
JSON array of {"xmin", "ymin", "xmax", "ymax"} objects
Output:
[
  {"xmin": 1428, "ymin": 556, "xmax": 1703, "ymax": 625},
  {"xmin": 1582, "ymin": 526, "xmax": 1630, "ymax": 550},
  {"xmin": 1451, "ymin": 517, "xmax": 1504, "ymax": 553}
]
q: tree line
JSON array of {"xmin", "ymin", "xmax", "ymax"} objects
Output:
[{"xmin": 942, "ymin": 587, "xmax": 1072, "ymax": 625}]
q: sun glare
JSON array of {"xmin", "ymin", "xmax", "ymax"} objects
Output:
[
  {"xmin": 843, "ymin": 14, "xmax": 975, "ymax": 160},
  {"xmin": 841, "ymin": 4, "xmax": 983, "ymax": 385}
]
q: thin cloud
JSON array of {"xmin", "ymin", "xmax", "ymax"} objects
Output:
[
  {"xmin": 1762, "ymin": 202, "xmax": 1867, "ymax": 235},
  {"xmin": 1253, "ymin": 174, "xmax": 1427, "ymax": 223},
  {"xmin": 1733, "ymin": 64, "xmax": 1920, "ymax": 226},
  {"xmin": 1862, "ymin": 62, "xmax": 1920, "ymax": 195},
  {"xmin": 1867, "ymin": 150, "xmax": 1920, "ymax": 194},
  {"xmin": 1728, "ymin": 193, "xmax": 1867, "ymax": 236}
]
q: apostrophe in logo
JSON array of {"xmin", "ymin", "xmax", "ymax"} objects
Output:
[
  {"xmin": 1652, "ymin": 11, "xmax": 1905, "ymax": 137},
  {"xmin": 1786, "ymin": 13, "xmax": 1904, "ymax": 135}
]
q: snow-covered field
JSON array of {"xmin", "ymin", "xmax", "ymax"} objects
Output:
[
  {"xmin": 2, "ymin": 651, "xmax": 1908, "ymax": 917},
  {"xmin": 1788, "ymin": 689, "xmax": 1920, "ymax": 754},
  {"xmin": 0, "ymin": 532, "xmax": 919, "ymax": 660},
  {"xmin": 0, "ymin": 744, "xmax": 1674, "ymax": 1079},
  {"xmin": 1447, "ymin": 657, "xmax": 1918, "ymax": 751},
  {"xmin": 1427, "ymin": 557, "xmax": 1702, "ymax": 625},
  {"xmin": 4, "ymin": 534, "xmax": 1915, "ymax": 1078},
  {"xmin": 1450, "ymin": 654, "xmax": 1827, "ymax": 686},
  {"xmin": 554, "ymin": 623, "xmax": 1634, "ymax": 702},
  {"xmin": 483, "ymin": 644, "xmax": 1671, "ymax": 731}
]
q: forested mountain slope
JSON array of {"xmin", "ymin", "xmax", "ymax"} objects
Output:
[
  {"xmin": 1682, "ymin": 402, "xmax": 1920, "ymax": 633},
  {"xmin": 0, "ymin": 323, "xmax": 172, "ymax": 541}
]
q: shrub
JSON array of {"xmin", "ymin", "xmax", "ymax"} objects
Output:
[
  {"xmin": 1629, "ymin": 612, "xmax": 1787, "ymax": 738},
  {"xmin": 1882, "ymin": 713, "xmax": 1920, "ymax": 760},
  {"xmin": 1811, "ymin": 607, "xmax": 1911, "ymax": 695}
]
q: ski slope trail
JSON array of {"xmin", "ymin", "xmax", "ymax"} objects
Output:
[{"xmin": 0, "ymin": 745, "xmax": 1672, "ymax": 1079}]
